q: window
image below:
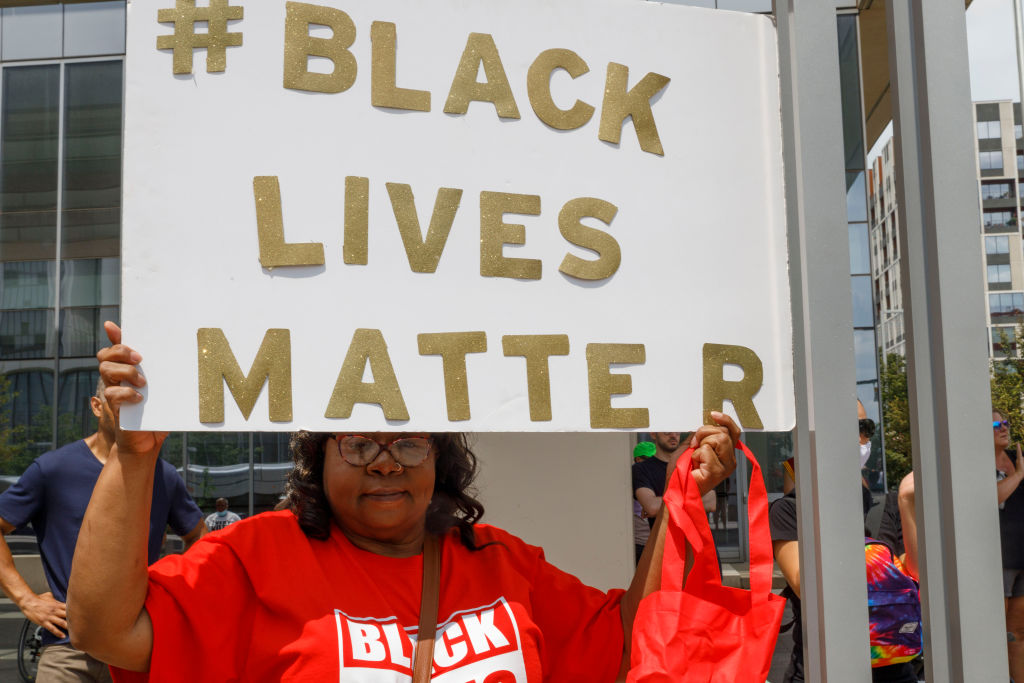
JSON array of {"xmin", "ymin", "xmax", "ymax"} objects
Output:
[
  {"xmin": 1017, "ymin": 124, "xmax": 1023, "ymax": 140},
  {"xmin": 981, "ymin": 150, "xmax": 1005, "ymax": 171},
  {"xmin": 993, "ymin": 326, "xmax": 1018, "ymax": 355},
  {"xmin": 990, "ymin": 292, "xmax": 1024, "ymax": 319},
  {"xmin": 988, "ymin": 264, "xmax": 1011, "ymax": 284},
  {"xmin": 1018, "ymin": 153, "xmax": 1023, "ymax": 172},
  {"xmin": 986, "ymin": 235, "xmax": 1010, "ymax": 254},
  {"xmin": 978, "ymin": 120, "xmax": 1002, "ymax": 139},
  {"xmin": 982, "ymin": 182, "xmax": 1013, "ymax": 200},
  {"xmin": 984, "ymin": 210, "xmax": 1017, "ymax": 229}
]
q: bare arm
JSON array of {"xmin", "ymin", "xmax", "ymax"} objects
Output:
[
  {"xmin": 897, "ymin": 472, "xmax": 918, "ymax": 581},
  {"xmin": 634, "ymin": 487, "xmax": 661, "ymax": 519},
  {"xmin": 180, "ymin": 519, "xmax": 208, "ymax": 551},
  {"xmin": 702, "ymin": 489, "xmax": 716, "ymax": 514},
  {"xmin": 619, "ymin": 413, "xmax": 739, "ymax": 677},
  {"xmin": 67, "ymin": 322, "xmax": 162, "ymax": 671},
  {"xmin": 0, "ymin": 518, "xmax": 67, "ymax": 638},
  {"xmin": 772, "ymin": 539, "xmax": 801, "ymax": 598},
  {"xmin": 998, "ymin": 447, "xmax": 1024, "ymax": 505}
]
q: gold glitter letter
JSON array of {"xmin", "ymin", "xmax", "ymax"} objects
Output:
[
  {"xmin": 418, "ymin": 332, "xmax": 487, "ymax": 421},
  {"xmin": 527, "ymin": 48, "xmax": 594, "ymax": 131},
  {"xmin": 386, "ymin": 184, "xmax": 463, "ymax": 273},
  {"xmin": 253, "ymin": 176, "xmax": 325, "ymax": 268},
  {"xmin": 344, "ymin": 176, "xmax": 369, "ymax": 265},
  {"xmin": 325, "ymin": 329, "xmax": 410, "ymax": 420},
  {"xmin": 283, "ymin": 2, "xmax": 357, "ymax": 94},
  {"xmin": 558, "ymin": 197, "xmax": 620, "ymax": 281},
  {"xmin": 197, "ymin": 328, "xmax": 292, "ymax": 423},
  {"xmin": 598, "ymin": 63, "xmax": 670, "ymax": 156},
  {"xmin": 703, "ymin": 343, "xmax": 764, "ymax": 429},
  {"xmin": 443, "ymin": 33, "xmax": 520, "ymax": 119},
  {"xmin": 502, "ymin": 335, "xmax": 570, "ymax": 421},
  {"xmin": 371, "ymin": 22, "xmax": 430, "ymax": 112},
  {"xmin": 586, "ymin": 343, "xmax": 649, "ymax": 429},
  {"xmin": 479, "ymin": 192, "xmax": 541, "ymax": 280}
]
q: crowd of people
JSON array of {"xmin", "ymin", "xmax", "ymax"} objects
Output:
[
  {"xmin": 0, "ymin": 320, "xmax": 1015, "ymax": 680},
  {"xmin": 5, "ymin": 321, "xmax": 736, "ymax": 682}
]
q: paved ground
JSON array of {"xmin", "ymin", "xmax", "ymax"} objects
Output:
[{"xmin": 0, "ymin": 597, "xmax": 34, "ymax": 681}]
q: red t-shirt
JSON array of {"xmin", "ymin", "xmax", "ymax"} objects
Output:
[{"xmin": 111, "ymin": 511, "xmax": 624, "ymax": 682}]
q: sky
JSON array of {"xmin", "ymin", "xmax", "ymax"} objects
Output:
[{"xmin": 869, "ymin": 0, "xmax": 1021, "ymax": 161}]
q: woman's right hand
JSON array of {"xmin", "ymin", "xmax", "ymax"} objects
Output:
[{"xmin": 96, "ymin": 321, "xmax": 166, "ymax": 458}]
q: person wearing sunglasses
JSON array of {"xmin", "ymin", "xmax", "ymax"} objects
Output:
[
  {"xmin": 66, "ymin": 323, "xmax": 740, "ymax": 681},
  {"xmin": 994, "ymin": 410, "xmax": 1024, "ymax": 682}
]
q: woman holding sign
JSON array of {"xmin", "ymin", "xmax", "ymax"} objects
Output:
[{"xmin": 67, "ymin": 323, "xmax": 738, "ymax": 681}]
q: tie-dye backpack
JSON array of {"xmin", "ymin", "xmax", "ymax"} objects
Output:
[{"xmin": 865, "ymin": 538, "xmax": 922, "ymax": 667}]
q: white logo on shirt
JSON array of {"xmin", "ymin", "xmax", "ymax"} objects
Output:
[{"xmin": 334, "ymin": 597, "xmax": 526, "ymax": 682}]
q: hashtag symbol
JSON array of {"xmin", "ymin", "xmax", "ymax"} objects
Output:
[{"xmin": 157, "ymin": 0, "xmax": 244, "ymax": 75}]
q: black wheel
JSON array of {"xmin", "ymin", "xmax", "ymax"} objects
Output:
[{"xmin": 17, "ymin": 618, "xmax": 42, "ymax": 683}]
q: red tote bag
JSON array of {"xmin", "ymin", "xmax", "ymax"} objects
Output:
[{"xmin": 628, "ymin": 442, "xmax": 786, "ymax": 683}]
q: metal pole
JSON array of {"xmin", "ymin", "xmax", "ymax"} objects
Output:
[
  {"xmin": 885, "ymin": 1, "xmax": 1007, "ymax": 680},
  {"xmin": 774, "ymin": 2, "xmax": 870, "ymax": 680},
  {"xmin": 1014, "ymin": 0, "xmax": 1024, "ymax": 109}
]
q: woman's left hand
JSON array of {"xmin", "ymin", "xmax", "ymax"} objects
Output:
[{"xmin": 687, "ymin": 411, "xmax": 740, "ymax": 496}]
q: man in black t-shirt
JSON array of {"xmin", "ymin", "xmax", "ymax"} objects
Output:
[
  {"xmin": 632, "ymin": 432, "xmax": 716, "ymax": 542},
  {"xmin": 632, "ymin": 432, "xmax": 680, "ymax": 529}
]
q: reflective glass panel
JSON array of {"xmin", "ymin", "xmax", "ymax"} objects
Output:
[
  {"xmin": 1, "ymin": 5, "xmax": 62, "ymax": 61},
  {"xmin": 986, "ymin": 235, "xmax": 1010, "ymax": 254},
  {"xmin": 61, "ymin": 61, "xmax": 122, "ymax": 260},
  {"xmin": 59, "ymin": 305, "xmax": 118, "ymax": 358},
  {"xmin": 56, "ymin": 364, "xmax": 99, "ymax": 443},
  {"xmin": 60, "ymin": 258, "xmax": 119, "ymax": 308},
  {"xmin": 981, "ymin": 151, "xmax": 1004, "ymax": 171},
  {"xmin": 978, "ymin": 120, "xmax": 1001, "ymax": 139},
  {"xmin": 851, "ymin": 275, "xmax": 874, "ymax": 327},
  {"xmin": 837, "ymin": 15, "xmax": 864, "ymax": 171},
  {"xmin": 2, "ymin": 368, "xmax": 55, "ymax": 468},
  {"xmin": 185, "ymin": 432, "xmax": 251, "ymax": 517},
  {"xmin": 1, "ymin": 65, "xmax": 60, "ymax": 262},
  {"xmin": 854, "ymin": 329, "xmax": 878, "ymax": 383},
  {"xmin": 849, "ymin": 223, "xmax": 870, "ymax": 274},
  {"xmin": 846, "ymin": 172, "xmax": 867, "ymax": 222},
  {"xmin": 64, "ymin": 2, "xmax": 126, "ymax": 58},
  {"xmin": 988, "ymin": 264, "xmax": 1012, "ymax": 283},
  {"xmin": 0, "ymin": 261, "xmax": 55, "ymax": 310},
  {"xmin": 0, "ymin": 309, "xmax": 55, "ymax": 359}
]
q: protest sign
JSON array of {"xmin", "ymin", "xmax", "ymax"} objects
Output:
[{"xmin": 121, "ymin": 0, "xmax": 793, "ymax": 431}]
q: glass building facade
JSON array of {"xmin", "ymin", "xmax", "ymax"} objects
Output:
[{"xmin": 0, "ymin": 2, "xmax": 291, "ymax": 519}]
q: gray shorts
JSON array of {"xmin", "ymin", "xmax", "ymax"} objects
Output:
[
  {"xmin": 1004, "ymin": 568, "xmax": 1024, "ymax": 598},
  {"xmin": 36, "ymin": 644, "xmax": 112, "ymax": 683}
]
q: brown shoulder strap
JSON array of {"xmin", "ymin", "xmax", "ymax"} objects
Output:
[{"xmin": 412, "ymin": 533, "xmax": 441, "ymax": 683}]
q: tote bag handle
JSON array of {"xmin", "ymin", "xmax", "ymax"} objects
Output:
[{"xmin": 659, "ymin": 442, "xmax": 774, "ymax": 602}]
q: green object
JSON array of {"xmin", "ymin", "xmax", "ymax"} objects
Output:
[{"xmin": 633, "ymin": 441, "xmax": 656, "ymax": 458}]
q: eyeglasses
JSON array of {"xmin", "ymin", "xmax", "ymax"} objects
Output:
[
  {"xmin": 331, "ymin": 434, "xmax": 432, "ymax": 468},
  {"xmin": 994, "ymin": 420, "xmax": 1011, "ymax": 430},
  {"xmin": 858, "ymin": 418, "xmax": 876, "ymax": 439}
]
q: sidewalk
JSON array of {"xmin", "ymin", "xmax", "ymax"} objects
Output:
[{"xmin": 720, "ymin": 562, "xmax": 789, "ymax": 591}]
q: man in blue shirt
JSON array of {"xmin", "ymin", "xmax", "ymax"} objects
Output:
[{"xmin": 0, "ymin": 382, "xmax": 206, "ymax": 681}]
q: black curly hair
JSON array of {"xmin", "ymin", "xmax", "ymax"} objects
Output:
[{"xmin": 285, "ymin": 432, "xmax": 487, "ymax": 550}]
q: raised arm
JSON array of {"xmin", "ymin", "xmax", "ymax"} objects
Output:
[
  {"xmin": 618, "ymin": 413, "xmax": 739, "ymax": 676},
  {"xmin": 67, "ymin": 322, "xmax": 163, "ymax": 671}
]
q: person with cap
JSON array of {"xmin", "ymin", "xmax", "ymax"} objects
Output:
[
  {"xmin": 632, "ymin": 433, "xmax": 716, "ymax": 562},
  {"xmin": 631, "ymin": 441, "xmax": 656, "ymax": 564}
]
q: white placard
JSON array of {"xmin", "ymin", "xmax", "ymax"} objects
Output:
[{"xmin": 121, "ymin": 0, "xmax": 794, "ymax": 432}]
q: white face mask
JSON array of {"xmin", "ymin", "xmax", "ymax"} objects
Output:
[{"xmin": 859, "ymin": 441, "xmax": 872, "ymax": 468}]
